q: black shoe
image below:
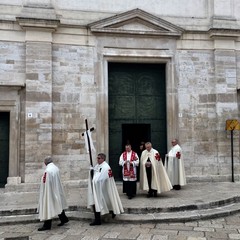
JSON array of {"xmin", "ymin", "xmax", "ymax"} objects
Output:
[
  {"xmin": 58, "ymin": 218, "xmax": 69, "ymax": 226},
  {"xmin": 173, "ymin": 185, "xmax": 181, "ymax": 190},
  {"xmin": 90, "ymin": 221, "xmax": 101, "ymax": 226},
  {"xmin": 147, "ymin": 193, "xmax": 153, "ymax": 198},
  {"xmin": 38, "ymin": 226, "xmax": 51, "ymax": 231},
  {"xmin": 109, "ymin": 210, "xmax": 116, "ymax": 219},
  {"xmin": 128, "ymin": 196, "xmax": 132, "ymax": 199},
  {"xmin": 153, "ymin": 192, "xmax": 157, "ymax": 197}
]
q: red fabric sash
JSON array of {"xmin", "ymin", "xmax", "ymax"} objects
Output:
[{"xmin": 123, "ymin": 151, "xmax": 136, "ymax": 178}]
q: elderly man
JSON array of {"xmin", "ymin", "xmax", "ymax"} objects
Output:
[
  {"xmin": 37, "ymin": 156, "xmax": 69, "ymax": 231},
  {"xmin": 88, "ymin": 153, "xmax": 124, "ymax": 226},
  {"xmin": 140, "ymin": 142, "xmax": 172, "ymax": 197},
  {"xmin": 165, "ymin": 139, "xmax": 186, "ymax": 190},
  {"xmin": 119, "ymin": 144, "xmax": 139, "ymax": 199}
]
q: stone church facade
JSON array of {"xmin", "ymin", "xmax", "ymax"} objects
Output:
[{"xmin": 0, "ymin": 0, "xmax": 240, "ymax": 188}]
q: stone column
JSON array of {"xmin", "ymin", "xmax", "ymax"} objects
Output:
[{"xmin": 17, "ymin": 5, "xmax": 59, "ymax": 183}]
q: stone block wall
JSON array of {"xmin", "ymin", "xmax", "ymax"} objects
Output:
[
  {"xmin": 176, "ymin": 49, "xmax": 240, "ymax": 177},
  {"xmin": 52, "ymin": 44, "xmax": 96, "ymax": 181},
  {"xmin": 0, "ymin": 42, "xmax": 25, "ymax": 86}
]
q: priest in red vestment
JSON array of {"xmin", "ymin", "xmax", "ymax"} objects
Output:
[{"xmin": 119, "ymin": 144, "xmax": 139, "ymax": 199}]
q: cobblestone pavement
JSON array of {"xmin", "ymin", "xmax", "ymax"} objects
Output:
[{"xmin": 1, "ymin": 212, "xmax": 240, "ymax": 240}]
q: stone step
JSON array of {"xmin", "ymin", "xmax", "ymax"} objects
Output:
[
  {"xmin": 1, "ymin": 199, "xmax": 240, "ymax": 225},
  {"xmin": 1, "ymin": 203, "xmax": 240, "ymax": 225},
  {"xmin": 1, "ymin": 182, "xmax": 240, "ymax": 225}
]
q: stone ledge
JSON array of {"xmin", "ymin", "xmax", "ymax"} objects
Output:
[{"xmin": 1, "ymin": 201, "xmax": 240, "ymax": 225}]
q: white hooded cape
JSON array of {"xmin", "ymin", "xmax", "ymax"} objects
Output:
[
  {"xmin": 87, "ymin": 161, "xmax": 124, "ymax": 216},
  {"xmin": 140, "ymin": 148, "xmax": 172, "ymax": 193},
  {"xmin": 38, "ymin": 163, "xmax": 68, "ymax": 221},
  {"xmin": 165, "ymin": 144, "xmax": 186, "ymax": 186}
]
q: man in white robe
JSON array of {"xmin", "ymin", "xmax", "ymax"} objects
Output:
[
  {"xmin": 140, "ymin": 142, "xmax": 172, "ymax": 197},
  {"xmin": 165, "ymin": 139, "xmax": 186, "ymax": 190},
  {"xmin": 119, "ymin": 144, "xmax": 139, "ymax": 199},
  {"xmin": 88, "ymin": 153, "xmax": 124, "ymax": 226},
  {"xmin": 37, "ymin": 156, "xmax": 68, "ymax": 231}
]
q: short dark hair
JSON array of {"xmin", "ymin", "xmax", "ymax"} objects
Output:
[{"xmin": 97, "ymin": 153, "xmax": 106, "ymax": 161}]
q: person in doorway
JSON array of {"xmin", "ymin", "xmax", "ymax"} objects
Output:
[
  {"xmin": 87, "ymin": 153, "xmax": 124, "ymax": 226},
  {"xmin": 119, "ymin": 144, "xmax": 139, "ymax": 199},
  {"xmin": 139, "ymin": 141, "xmax": 146, "ymax": 154},
  {"xmin": 37, "ymin": 156, "xmax": 69, "ymax": 231},
  {"xmin": 165, "ymin": 139, "xmax": 186, "ymax": 190},
  {"xmin": 140, "ymin": 142, "xmax": 172, "ymax": 197}
]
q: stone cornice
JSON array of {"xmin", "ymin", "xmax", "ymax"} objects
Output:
[
  {"xmin": 17, "ymin": 17, "xmax": 59, "ymax": 31},
  {"xmin": 208, "ymin": 28, "xmax": 240, "ymax": 39},
  {"xmin": 16, "ymin": 5, "xmax": 60, "ymax": 31}
]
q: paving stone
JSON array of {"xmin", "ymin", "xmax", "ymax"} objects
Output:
[
  {"xmin": 62, "ymin": 236, "xmax": 84, "ymax": 240},
  {"xmin": 117, "ymin": 231, "xmax": 140, "ymax": 239},
  {"xmin": 39, "ymin": 236, "xmax": 66, "ymax": 240},
  {"xmin": 103, "ymin": 232, "xmax": 120, "ymax": 239},
  {"xmin": 130, "ymin": 227, "xmax": 150, "ymax": 234},
  {"xmin": 177, "ymin": 231, "xmax": 205, "ymax": 238},
  {"xmin": 229, "ymin": 234, "xmax": 240, "ymax": 239},
  {"xmin": 184, "ymin": 222, "xmax": 198, "ymax": 227},
  {"xmin": 197, "ymin": 221, "xmax": 212, "ymax": 227},
  {"xmin": 215, "ymin": 228, "xmax": 238, "ymax": 234},
  {"xmin": 152, "ymin": 235, "xmax": 168, "ymax": 240},
  {"xmin": 136, "ymin": 233, "xmax": 152, "ymax": 240},
  {"xmin": 156, "ymin": 224, "xmax": 193, "ymax": 231},
  {"xmin": 193, "ymin": 227, "xmax": 215, "ymax": 232},
  {"xmin": 205, "ymin": 231, "xmax": 228, "ymax": 239},
  {"xmin": 186, "ymin": 238, "xmax": 206, "ymax": 240}
]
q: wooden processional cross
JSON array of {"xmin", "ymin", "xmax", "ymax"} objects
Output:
[{"xmin": 82, "ymin": 119, "xmax": 95, "ymax": 177}]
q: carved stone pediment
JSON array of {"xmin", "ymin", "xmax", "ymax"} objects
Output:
[{"xmin": 88, "ymin": 8, "xmax": 184, "ymax": 37}]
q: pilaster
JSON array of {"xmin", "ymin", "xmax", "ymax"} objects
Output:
[
  {"xmin": 212, "ymin": 36, "xmax": 239, "ymax": 175},
  {"xmin": 17, "ymin": 4, "xmax": 59, "ymax": 182}
]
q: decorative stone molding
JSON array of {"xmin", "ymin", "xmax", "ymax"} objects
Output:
[
  {"xmin": 208, "ymin": 28, "xmax": 240, "ymax": 39},
  {"xmin": 88, "ymin": 8, "xmax": 184, "ymax": 37},
  {"xmin": 16, "ymin": 5, "xmax": 60, "ymax": 31},
  {"xmin": 209, "ymin": 17, "xmax": 240, "ymax": 39}
]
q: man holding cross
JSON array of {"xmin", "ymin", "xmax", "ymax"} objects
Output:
[{"xmin": 87, "ymin": 153, "xmax": 124, "ymax": 225}]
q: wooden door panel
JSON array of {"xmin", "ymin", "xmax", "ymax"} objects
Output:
[
  {"xmin": 109, "ymin": 72, "xmax": 134, "ymax": 95},
  {"xmin": 109, "ymin": 96, "xmax": 135, "ymax": 119}
]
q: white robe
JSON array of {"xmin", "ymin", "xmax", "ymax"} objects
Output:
[
  {"xmin": 140, "ymin": 148, "xmax": 172, "ymax": 193},
  {"xmin": 87, "ymin": 161, "xmax": 124, "ymax": 216},
  {"xmin": 165, "ymin": 144, "xmax": 186, "ymax": 186},
  {"xmin": 38, "ymin": 163, "xmax": 68, "ymax": 221},
  {"xmin": 119, "ymin": 151, "xmax": 139, "ymax": 181}
]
